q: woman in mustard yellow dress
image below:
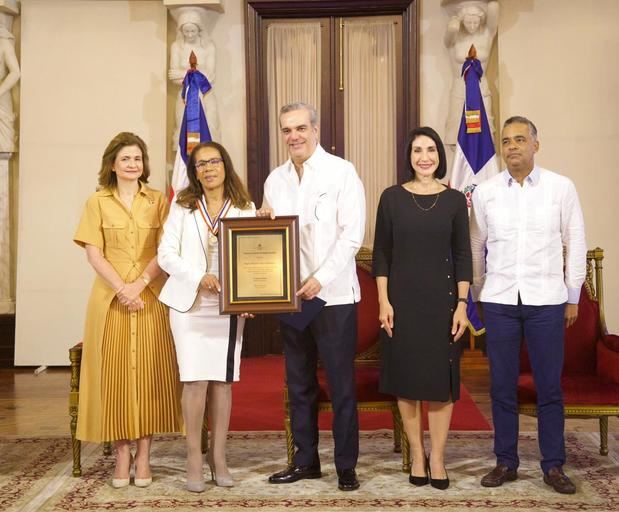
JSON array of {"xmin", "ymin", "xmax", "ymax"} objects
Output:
[{"xmin": 74, "ymin": 132, "xmax": 182, "ymax": 488}]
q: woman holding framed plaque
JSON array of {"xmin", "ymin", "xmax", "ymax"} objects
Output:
[
  {"xmin": 158, "ymin": 141, "xmax": 255, "ymax": 492},
  {"xmin": 373, "ymin": 126, "xmax": 472, "ymax": 490}
]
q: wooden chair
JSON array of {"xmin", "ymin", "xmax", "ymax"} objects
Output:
[
  {"xmin": 69, "ymin": 344, "xmax": 209, "ymax": 477},
  {"xmin": 68, "ymin": 344, "xmax": 111, "ymax": 477},
  {"xmin": 283, "ymin": 247, "xmax": 411, "ymax": 472},
  {"xmin": 518, "ymin": 248, "xmax": 619, "ymax": 455}
]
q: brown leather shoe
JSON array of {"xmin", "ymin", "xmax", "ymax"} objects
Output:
[
  {"xmin": 480, "ymin": 464, "xmax": 518, "ymax": 487},
  {"xmin": 543, "ymin": 466, "xmax": 576, "ymax": 494}
]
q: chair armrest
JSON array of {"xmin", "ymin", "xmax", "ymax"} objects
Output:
[
  {"xmin": 597, "ymin": 338, "xmax": 619, "ymax": 384},
  {"xmin": 601, "ymin": 334, "xmax": 619, "ymax": 352}
]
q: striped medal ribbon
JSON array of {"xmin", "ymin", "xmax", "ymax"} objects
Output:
[{"xmin": 196, "ymin": 196, "xmax": 232, "ymax": 245}]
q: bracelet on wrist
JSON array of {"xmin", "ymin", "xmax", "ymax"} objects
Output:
[
  {"xmin": 140, "ymin": 274, "xmax": 151, "ymax": 286},
  {"xmin": 457, "ymin": 298, "xmax": 468, "ymax": 304}
]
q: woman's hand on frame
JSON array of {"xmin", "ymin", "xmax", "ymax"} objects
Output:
[{"xmin": 255, "ymin": 207, "xmax": 275, "ymax": 219}]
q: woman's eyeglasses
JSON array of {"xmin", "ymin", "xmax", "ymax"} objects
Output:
[{"xmin": 196, "ymin": 158, "xmax": 223, "ymax": 170}]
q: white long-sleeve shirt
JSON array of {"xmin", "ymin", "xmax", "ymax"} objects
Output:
[
  {"xmin": 263, "ymin": 145, "xmax": 366, "ymax": 306},
  {"xmin": 470, "ymin": 166, "xmax": 586, "ymax": 306}
]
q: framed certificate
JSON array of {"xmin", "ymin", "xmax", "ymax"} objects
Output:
[{"xmin": 219, "ymin": 216, "xmax": 301, "ymax": 314}]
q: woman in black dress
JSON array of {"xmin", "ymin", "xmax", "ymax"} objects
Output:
[{"xmin": 373, "ymin": 126, "xmax": 472, "ymax": 490}]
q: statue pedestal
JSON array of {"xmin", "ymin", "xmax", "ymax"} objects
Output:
[
  {"xmin": 163, "ymin": 0, "xmax": 224, "ymax": 13},
  {"xmin": 0, "ymin": 0, "xmax": 19, "ymax": 16},
  {"xmin": 0, "ymin": 154, "xmax": 14, "ymax": 315}
]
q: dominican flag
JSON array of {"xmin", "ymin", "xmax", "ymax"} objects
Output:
[
  {"xmin": 450, "ymin": 47, "xmax": 499, "ymax": 207},
  {"xmin": 449, "ymin": 46, "xmax": 499, "ymax": 335},
  {"xmin": 169, "ymin": 51, "xmax": 213, "ymax": 199}
]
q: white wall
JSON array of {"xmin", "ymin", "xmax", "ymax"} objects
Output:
[
  {"xmin": 15, "ymin": 0, "xmax": 167, "ymax": 365},
  {"xmin": 419, "ymin": 1, "xmax": 450, "ymax": 135},
  {"xmin": 497, "ymin": 0, "xmax": 619, "ymax": 331}
]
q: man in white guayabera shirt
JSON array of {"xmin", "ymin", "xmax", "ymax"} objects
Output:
[
  {"xmin": 470, "ymin": 116, "xmax": 586, "ymax": 495},
  {"xmin": 257, "ymin": 102, "xmax": 365, "ymax": 492}
]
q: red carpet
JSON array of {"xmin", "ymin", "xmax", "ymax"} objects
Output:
[{"xmin": 230, "ymin": 355, "xmax": 491, "ymax": 431}]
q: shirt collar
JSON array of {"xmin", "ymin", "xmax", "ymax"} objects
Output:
[
  {"xmin": 98, "ymin": 181, "xmax": 153, "ymax": 199},
  {"xmin": 285, "ymin": 144, "xmax": 325, "ymax": 175},
  {"xmin": 503, "ymin": 166, "xmax": 540, "ymax": 187}
]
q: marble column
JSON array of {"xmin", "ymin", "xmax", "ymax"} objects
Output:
[
  {"xmin": 0, "ymin": 153, "xmax": 13, "ymax": 314},
  {"xmin": 0, "ymin": 1, "xmax": 19, "ymax": 314}
]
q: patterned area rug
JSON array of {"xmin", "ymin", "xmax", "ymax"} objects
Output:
[{"xmin": 1, "ymin": 431, "xmax": 617, "ymax": 511}]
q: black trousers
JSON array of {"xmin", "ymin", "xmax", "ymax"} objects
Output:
[{"xmin": 281, "ymin": 303, "xmax": 359, "ymax": 470}]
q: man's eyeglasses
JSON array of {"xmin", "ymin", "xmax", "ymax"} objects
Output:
[{"xmin": 196, "ymin": 158, "xmax": 223, "ymax": 170}]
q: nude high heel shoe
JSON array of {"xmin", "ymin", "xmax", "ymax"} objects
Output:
[
  {"xmin": 134, "ymin": 460, "xmax": 152, "ymax": 488},
  {"xmin": 186, "ymin": 479, "xmax": 206, "ymax": 493},
  {"xmin": 186, "ymin": 454, "xmax": 206, "ymax": 493},
  {"xmin": 112, "ymin": 455, "xmax": 132, "ymax": 489},
  {"xmin": 111, "ymin": 477, "xmax": 130, "ymax": 489},
  {"xmin": 207, "ymin": 452, "xmax": 234, "ymax": 487}
]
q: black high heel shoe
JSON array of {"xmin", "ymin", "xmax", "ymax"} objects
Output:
[
  {"xmin": 408, "ymin": 456, "xmax": 429, "ymax": 486},
  {"xmin": 428, "ymin": 455, "xmax": 450, "ymax": 490}
]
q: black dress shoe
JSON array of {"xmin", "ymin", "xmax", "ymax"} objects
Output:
[
  {"xmin": 409, "ymin": 473, "xmax": 429, "ymax": 486},
  {"xmin": 337, "ymin": 468, "xmax": 360, "ymax": 491},
  {"xmin": 430, "ymin": 468, "xmax": 450, "ymax": 490},
  {"xmin": 428, "ymin": 456, "xmax": 449, "ymax": 490},
  {"xmin": 409, "ymin": 456, "xmax": 429, "ymax": 486},
  {"xmin": 268, "ymin": 464, "xmax": 322, "ymax": 484}
]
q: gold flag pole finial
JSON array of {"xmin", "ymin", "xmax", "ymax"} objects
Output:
[
  {"xmin": 467, "ymin": 44, "xmax": 477, "ymax": 60},
  {"xmin": 189, "ymin": 50, "xmax": 198, "ymax": 70}
]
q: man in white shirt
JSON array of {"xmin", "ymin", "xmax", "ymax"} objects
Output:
[
  {"xmin": 471, "ymin": 116, "xmax": 586, "ymax": 494},
  {"xmin": 258, "ymin": 103, "xmax": 365, "ymax": 491}
]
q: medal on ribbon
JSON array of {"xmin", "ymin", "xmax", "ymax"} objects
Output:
[{"xmin": 196, "ymin": 196, "xmax": 232, "ymax": 245}]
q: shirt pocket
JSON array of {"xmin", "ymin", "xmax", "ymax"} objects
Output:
[
  {"xmin": 312, "ymin": 191, "xmax": 337, "ymax": 223},
  {"xmin": 101, "ymin": 219, "xmax": 128, "ymax": 249},
  {"xmin": 485, "ymin": 203, "xmax": 512, "ymax": 239},
  {"xmin": 137, "ymin": 218, "xmax": 161, "ymax": 249}
]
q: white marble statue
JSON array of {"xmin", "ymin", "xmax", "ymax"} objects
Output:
[
  {"xmin": 169, "ymin": 7, "xmax": 221, "ymax": 148},
  {"xmin": 0, "ymin": 11, "xmax": 19, "ymax": 314},
  {"xmin": 443, "ymin": 0, "xmax": 498, "ymax": 145},
  {"xmin": 0, "ymin": 13, "xmax": 20, "ymax": 153}
]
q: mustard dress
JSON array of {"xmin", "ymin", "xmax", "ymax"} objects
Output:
[{"xmin": 74, "ymin": 184, "xmax": 182, "ymax": 442}]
